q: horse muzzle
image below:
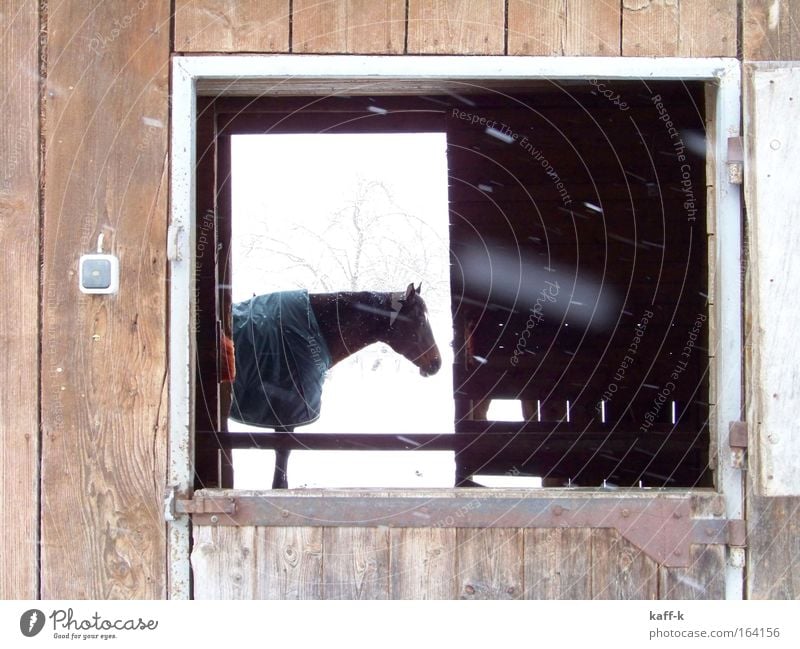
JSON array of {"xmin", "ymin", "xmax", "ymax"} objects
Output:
[{"xmin": 418, "ymin": 351, "xmax": 442, "ymax": 377}]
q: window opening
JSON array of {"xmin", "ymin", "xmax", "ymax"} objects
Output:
[{"xmin": 194, "ymin": 80, "xmax": 713, "ymax": 491}]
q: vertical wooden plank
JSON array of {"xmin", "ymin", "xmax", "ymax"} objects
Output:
[
  {"xmin": 457, "ymin": 528, "xmax": 523, "ymax": 599},
  {"xmin": 678, "ymin": 0, "xmax": 737, "ymax": 57},
  {"xmin": 623, "ymin": 0, "xmax": 737, "ymax": 57},
  {"xmin": 255, "ymin": 527, "xmax": 323, "ymax": 599},
  {"xmin": 591, "ymin": 529, "xmax": 658, "ymax": 599},
  {"xmin": 524, "ymin": 529, "xmax": 592, "ymax": 599},
  {"xmin": 744, "ymin": 0, "xmax": 800, "ymax": 61},
  {"xmin": 746, "ymin": 492, "xmax": 800, "ymax": 598},
  {"xmin": 622, "ymin": 0, "xmax": 679, "ymax": 57},
  {"xmin": 744, "ymin": 62, "xmax": 800, "ymax": 599},
  {"xmin": 41, "ymin": 1, "xmax": 169, "ymax": 598},
  {"xmin": 174, "ymin": 0, "xmax": 290, "ymax": 53},
  {"xmin": 391, "ymin": 528, "xmax": 458, "ymax": 598},
  {"xmin": 323, "ymin": 527, "xmax": 390, "ymax": 599},
  {"xmin": 508, "ymin": 0, "xmax": 621, "ymax": 56},
  {"xmin": 745, "ymin": 65, "xmax": 800, "ymax": 496},
  {"xmin": 659, "ymin": 546, "xmax": 725, "ymax": 599},
  {"xmin": 191, "ymin": 526, "xmax": 257, "ymax": 599},
  {"xmin": 407, "ymin": 0, "xmax": 505, "ymax": 54},
  {"xmin": 0, "ymin": 0, "xmax": 40, "ymax": 600},
  {"xmin": 293, "ymin": 0, "xmax": 406, "ymax": 54}
]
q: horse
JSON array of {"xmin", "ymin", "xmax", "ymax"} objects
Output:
[{"xmin": 225, "ymin": 283, "xmax": 441, "ymax": 488}]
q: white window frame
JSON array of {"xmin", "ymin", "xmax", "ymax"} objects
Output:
[{"xmin": 168, "ymin": 55, "xmax": 742, "ymax": 599}]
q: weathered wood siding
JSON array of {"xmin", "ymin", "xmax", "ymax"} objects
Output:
[
  {"xmin": 40, "ymin": 1, "xmax": 170, "ymax": 598},
  {"xmin": 174, "ymin": 0, "xmax": 290, "ymax": 53},
  {"xmin": 744, "ymin": 0, "xmax": 800, "ymax": 60},
  {"xmin": 621, "ymin": 0, "xmax": 737, "ymax": 57},
  {"xmin": 293, "ymin": 0, "xmax": 406, "ymax": 54},
  {"xmin": 508, "ymin": 0, "xmax": 621, "ymax": 56},
  {"xmin": 173, "ymin": 0, "xmax": 743, "ymax": 57},
  {"xmin": 0, "ymin": 0, "xmax": 40, "ymax": 600}
]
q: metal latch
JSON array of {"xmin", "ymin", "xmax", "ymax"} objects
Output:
[
  {"xmin": 729, "ymin": 420, "xmax": 748, "ymax": 468},
  {"xmin": 164, "ymin": 486, "xmax": 236, "ymax": 521},
  {"xmin": 727, "ymin": 136, "xmax": 744, "ymax": 185},
  {"xmin": 166, "ymin": 224, "xmax": 184, "ymax": 261}
]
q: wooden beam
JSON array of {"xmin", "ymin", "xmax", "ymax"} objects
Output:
[
  {"xmin": 174, "ymin": 0, "xmax": 290, "ymax": 53},
  {"xmin": 744, "ymin": 0, "xmax": 800, "ymax": 60},
  {"xmin": 508, "ymin": 0, "xmax": 621, "ymax": 56},
  {"xmin": 292, "ymin": 0, "xmax": 406, "ymax": 54},
  {"xmin": 407, "ymin": 0, "xmax": 505, "ymax": 54},
  {"xmin": 41, "ymin": 1, "xmax": 170, "ymax": 598},
  {"xmin": 0, "ymin": 0, "xmax": 40, "ymax": 600}
]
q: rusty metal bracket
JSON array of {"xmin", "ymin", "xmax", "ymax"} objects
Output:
[
  {"xmin": 164, "ymin": 486, "xmax": 236, "ymax": 521},
  {"xmin": 186, "ymin": 493, "xmax": 740, "ymax": 568}
]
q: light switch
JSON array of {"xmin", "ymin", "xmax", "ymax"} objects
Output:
[{"xmin": 79, "ymin": 254, "xmax": 119, "ymax": 294}]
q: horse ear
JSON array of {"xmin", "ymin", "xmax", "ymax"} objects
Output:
[
  {"xmin": 416, "ymin": 282, "xmax": 422, "ymax": 294},
  {"xmin": 405, "ymin": 283, "xmax": 415, "ymax": 300}
]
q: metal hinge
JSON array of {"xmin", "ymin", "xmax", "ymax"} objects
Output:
[
  {"xmin": 727, "ymin": 518, "xmax": 747, "ymax": 568},
  {"xmin": 164, "ymin": 486, "xmax": 236, "ymax": 522},
  {"xmin": 727, "ymin": 519, "xmax": 747, "ymax": 548},
  {"xmin": 729, "ymin": 420, "xmax": 748, "ymax": 468},
  {"xmin": 727, "ymin": 136, "xmax": 744, "ymax": 185}
]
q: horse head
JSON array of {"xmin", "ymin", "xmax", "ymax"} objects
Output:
[{"xmin": 385, "ymin": 283, "xmax": 442, "ymax": 377}]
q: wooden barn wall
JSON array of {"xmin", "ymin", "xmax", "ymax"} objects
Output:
[
  {"xmin": 0, "ymin": 1, "xmax": 40, "ymax": 600},
  {"xmin": 0, "ymin": 0, "xmax": 797, "ymax": 600},
  {"xmin": 39, "ymin": 2, "xmax": 170, "ymax": 598}
]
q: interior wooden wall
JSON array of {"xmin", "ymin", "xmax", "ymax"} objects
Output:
[{"xmin": 1, "ymin": 0, "xmax": 798, "ymax": 599}]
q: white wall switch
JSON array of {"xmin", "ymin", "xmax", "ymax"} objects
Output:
[{"xmin": 79, "ymin": 254, "xmax": 120, "ymax": 294}]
